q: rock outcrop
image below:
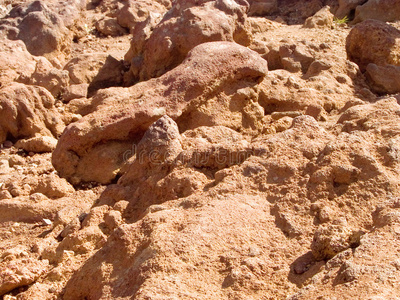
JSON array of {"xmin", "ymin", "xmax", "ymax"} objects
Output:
[
  {"xmin": 346, "ymin": 20, "xmax": 400, "ymax": 94},
  {"xmin": 52, "ymin": 41, "xmax": 268, "ymax": 184},
  {"xmin": 2, "ymin": 1, "xmax": 400, "ymax": 299},
  {"xmin": 0, "ymin": 83, "xmax": 64, "ymax": 144},
  {"xmin": 124, "ymin": 0, "xmax": 252, "ymax": 83}
]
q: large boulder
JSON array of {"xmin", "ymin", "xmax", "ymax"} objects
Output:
[
  {"xmin": 365, "ymin": 64, "xmax": 400, "ymax": 95},
  {"xmin": 0, "ymin": 83, "xmax": 65, "ymax": 144},
  {"xmin": 3, "ymin": 0, "xmax": 72, "ymax": 66},
  {"xmin": 247, "ymin": 0, "xmax": 278, "ymax": 16},
  {"xmin": 124, "ymin": 0, "xmax": 251, "ymax": 83},
  {"xmin": 335, "ymin": 0, "xmax": 365, "ymax": 19},
  {"xmin": 346, "ymin": 20, "xmax": 400, "ymax": 72},
  {"xmin": 52, "ymin": 41, "xmax": 268, "ymax": 184},
  {"xmin": 346, "ymin": 20, "xmax": 400, "ymax": 94},
  {"xmin": 353, "ymin": 0, "xmax": 400, "ymax": 23}
]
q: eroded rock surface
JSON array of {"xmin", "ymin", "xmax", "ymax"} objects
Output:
[{"xmin": 1, "ymin": 0, "xmax": 400, "ymax": 299}]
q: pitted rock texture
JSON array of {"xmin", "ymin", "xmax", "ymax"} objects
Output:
[{"xmin": 1, "ymin": 0, "xmax": 400, "ymax": 299}]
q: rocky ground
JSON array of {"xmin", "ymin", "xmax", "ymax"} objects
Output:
[{"xmin": 1, "ymin": 0, "xmax": 400, "ymax": 299}]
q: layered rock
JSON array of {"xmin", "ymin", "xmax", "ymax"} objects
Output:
[{"xmin": 346, "ymin": 20, "xmax": 400, "ymax": 72}]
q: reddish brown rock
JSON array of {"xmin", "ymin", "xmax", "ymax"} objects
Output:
[
  {"xmin": 64, "ymin": 53, "xmax": 124, "ymax": 96},
  {"xmin": 353, "ymin": 0, "xmax": 400, "ymax": 23},
  {"xmin": 0, "ymin": 83, "xmax": 65, "ymax": 144},
  {"xmin": 248, "ymin": 0, "xmax": 278, "ymax": 16},
  {"xmin": 52, "ymin": 41, "xmax": 268, "ymax": 184},
  {"xmin": 125, "ymin": 0, "xmax": 251, "ymax": 82},
  {"xmin": 116, "ymin": 0, "xmax": 167, "ymax": 33},
  {"xmin": 15, "ymin": 136, "xmax": 58, "ymax": 153},
  {"xmin": 0, "ymin": 38, "xmax": 37, "ymax": 87},
  {"xmin": 17, "ymin": 56, "xmax": 69, "ymax": 97},
  {"xmin": 95, "ymin": 17, "xmax": 127, "ymax": 36},
  {"xmin": 346, "ymin": 20, "xmax": 400, "ymax": 72},
  {"xmin": 366, "ymin": 63, "xmax": 400, "ymax": 95},
  {"xmin": 335, "ymin": 0, "xmax": 365, "ymax": 19},
  {"xmin": 10, "ymin": 1, "xmax": 72, "ymax": 66},
  {"xmin": 0, "ymin": 255, "xmax": 49, "ymax": 296},
  {"xmin": 303, "ymin": 6, "xmax": 333, "ymax": 29}
]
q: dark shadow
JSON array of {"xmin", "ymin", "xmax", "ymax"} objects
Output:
[{"xmin": 87, "ymin": 55, "xmax": 127, "ymax": 98}]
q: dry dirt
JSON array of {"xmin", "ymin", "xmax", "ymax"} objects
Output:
[{"xmin": 1, "ymin": 0, "xmax": 400, "ymax": 299}]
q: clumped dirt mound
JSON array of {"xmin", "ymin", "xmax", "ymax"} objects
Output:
[{"xmin": 1, "ymin": 0, "xmax": 400, "ymax": 299}]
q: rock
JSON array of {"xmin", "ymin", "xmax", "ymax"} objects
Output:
[
  {"xmin": 125, "ymin": 0, "xmax": 251, "ymax": 82},
  {"xmin": 346, "ymin": 20, "xmax": 400, "ymax": 72},
  {"xmin": 61, "ymin": 83, "xmax": 88, "ymax": 102},
  {"xmin": 365, "ymin": 63, "xmax": 400, "ymax": 95},
  {"xmin": 0, "ymin": 190, "xmax": 12, "ymax": 200},
  {"xmin": 311, "ymin": 223, "xmax": 362, "ymax": 260},
  {"xmin": 0, "ymin": 256, "xmax": 49, "ymax": 296},
  {"xmin": 0, "ymin": 159, "xmax": 11, "ymax": 175},
  {"xmin": 335, "ymin": 261, "xmax": 361, "ymax": 283},
  {"xmin": 248, "ymin": 0, "xmax": 278, "ymax": 16},
  {"xmin": 17, "ymin": 57, "xmax": 69, "ymax": 98},
  {"xmin": 353, "ymin": 0, "xmax": 400, "ymax": 23},
  {"xmin": 305, "ymin": 59, "xmax": 332, "ymax": 77},
  {"xmin": 34, "ymin": 174, "xmax": 75, "ymax": 198},
  {"xmin": 15, "ymin": 136, "xmax": 58, "ymax": 153},
  {"xmin": 0, "ymin": 38, "xmax": 36, "ymax": 87},
  {"xmin": 57, "ymin": 225, "xmax": 107, "ymax": 255},
  {"xmin": 12, "ymin": 1, "xmax": 72, "ymax": 66},
  {"xmin": 55, "ymin": 206, "xmax": 84, "ymax": 226},
  {"xmin": 116, "ymin": 0, "xmax": 167, "ymax": 33},
  {"xmin": 304, "ymin": 6, "xmax": 333, "ymax": 29},
  {"xmin": 135, "ymin": 115, "xmax": 182, "ymax": 164},
  {"xmin": 64, "ymin": 53, "xmax": 124, "ymax": 96},
  {"xmin": 52, "ymin": 41, "xmax": 268, "ymax": 184},
  {"xmin": 61, "ymin": 194, "xmax": 281, "ymax": 299},
  {"xmin": 60, "ymin": 217, "xmax": 81, "ymax": 238},
  {"xmin": 335, "ymin": 0, "xmax": 365, "ymax": 19},
  {"xmin": 95, "ymin": 17, "xmax": 127, "ymax": 36},
  {"xmin": 279, "ymin": 41, "xmax": 316, "ymax": 73},
  {"xmin": 104, "ymin": 210, "xmax": 123, "ymax": 230},
  {"xmin": 0, "ymin": 83, "xmax": 65, "ymax": 144}
]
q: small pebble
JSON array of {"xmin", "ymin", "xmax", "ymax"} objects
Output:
[
  {"xmin": 43, "ymin": 218, "xmax": 53, "ymax": 225},
  {"xmin": 3, "ymin": 140, "xmax": 13, "ymax": 148}
]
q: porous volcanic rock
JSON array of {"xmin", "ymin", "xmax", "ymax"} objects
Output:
[
  {"xmin": 365, "ymin": 63, "xmax": 400, "ymax": 95},
  {"xmin": 3, "ymin": 1, "xmax": 400, "ymax": 299},
  {"xmin": 346, "ymin": 20, "xmax": 400, "ymax": 72},
  {"xmin": 0, "ymin": 38, "xmax": 37, "ymax": 87}
]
